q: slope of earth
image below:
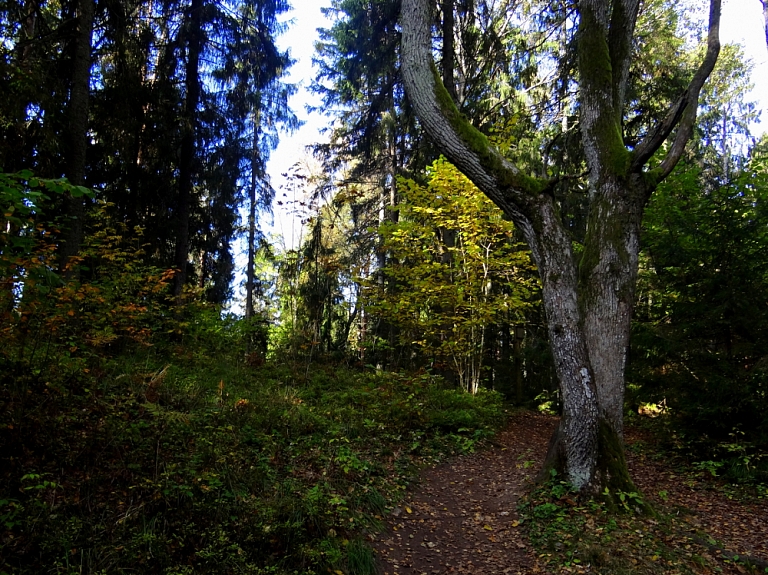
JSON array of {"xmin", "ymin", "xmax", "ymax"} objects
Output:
[{"xmin": 372, "ymin": 412, "xmax": 768, "ymax": 575}]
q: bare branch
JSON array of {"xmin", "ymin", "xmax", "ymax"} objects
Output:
[
  {"xmin": 630, "ymin": 0, "xmax": 721, "ymax": 179},
  {"xmin": 542, "ymin": 170, "xmax": 591, "ymax": 196}
]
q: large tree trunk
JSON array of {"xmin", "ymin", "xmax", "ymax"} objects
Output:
[
  {"xmin": 173, "ymin": 0, "xmax": 204, "ymax": 298},
  {"xmin": 400, "ymin": 0, "xmax": 721, "ymax": 493},
  {"xmin": 59, "ymin": 0, "xmax": 95, "ymax": 275},
  {"xmin": 531, "ymin": 196, "xmax": 601, "ymax": 490}
]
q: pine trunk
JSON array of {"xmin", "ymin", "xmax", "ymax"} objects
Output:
[
  {"xmin": 246, "ymin": 117, "xmax": 259, "ymax": 321},
  {"xmin": 174, "ymin": 0, "xmax": 203, "ymax": 298},
  {"xmin": 59, "ymin": 0, "xmax": 94, "ymax": 274}
]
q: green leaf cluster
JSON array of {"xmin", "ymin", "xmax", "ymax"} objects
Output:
[
  {"xmin": 630, "ymin": 153, "xmax": 768, "ymax": 477},
  {"xmin": 0, "ymin": 170, "xmax": 92, "ymax": 256},
  {"xmin": 366, "ymin": 158, "xmax": 539, "ymax": 392}
]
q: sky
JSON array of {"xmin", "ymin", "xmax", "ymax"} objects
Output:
[{"xmin": 258, "ymin": 0, "xmax": 768, "ymax": 255}]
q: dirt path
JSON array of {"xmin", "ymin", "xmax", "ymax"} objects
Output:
[
  {"xmin": 372, "ymin": 412, "xmax": 768, "ymax": 575},
  {"xmin": 372, "ymin": 412, "xmax": 552, "ymax": 574}
]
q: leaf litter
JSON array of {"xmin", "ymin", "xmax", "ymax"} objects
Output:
[{"xmin": 372, "ymin": 412, "xmax": 768, "ymax": 575}]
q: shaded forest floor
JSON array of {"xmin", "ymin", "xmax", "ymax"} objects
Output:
[
  {"xmin": 373, "ymin": 412, "xmax": 768, "ymax": 575},
  {"xmin": 0, "ymin": 360, "xmax": 509, "ymax": 574}
]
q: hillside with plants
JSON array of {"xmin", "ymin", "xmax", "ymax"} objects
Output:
[{"xmin": 2, "ymin": 0, "xmax": 768, "ymax": 574}]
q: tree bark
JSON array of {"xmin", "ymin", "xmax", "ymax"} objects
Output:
[
  {"xmin": 246, "ymin": 114, "xmax": 260, "ymax": 322},
  {"xmin": 400, "ymin": 0, "xmax": 721, "ymax": 492},
  {"xmin": 59, "ymin": 0, "xmax": 95, "ymax": 275},
  {"xmin": 174, "ymin": 0, "xmax": 204, "ymax": 298},
  {"xmin": 16, "ymin": 1, "xmax": 39, "ymax": 67},
  {"xmin": 442, "ymin": 0, "xmax": 456, "ymax": 100}
]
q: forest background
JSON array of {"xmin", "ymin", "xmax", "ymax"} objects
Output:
[{"xmin": 1, "ymin": 0, "xmax": 768, "ymax": 573}]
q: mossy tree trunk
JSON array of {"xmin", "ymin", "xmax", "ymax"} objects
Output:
[{"xmin": 400, "ymin": 0, "xmax": 722, "ymax": 493}]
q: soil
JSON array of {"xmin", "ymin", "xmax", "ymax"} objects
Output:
[{"xmin": 371, "ymin": 411, "xmax": 768, "ymax": 575}]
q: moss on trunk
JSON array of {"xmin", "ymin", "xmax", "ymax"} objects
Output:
[
  {"xmin": 537, "ymin": 418, "xmax": 656, "ymax": 516},
  {"xmin": 429, "ymin": 63, "xmax": 546, "ymax": 197},
  {"xmin": 595, "ymin": 420, "xmax": 656, "ymax": 515}
]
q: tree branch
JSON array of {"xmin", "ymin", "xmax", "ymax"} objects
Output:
[
  {"xmin": 608, "ymin": 0, "xmax": 641, "ymax": 115},
  {"xmin": 400, "ymin": 0, "xmax": 545, "ymax": 226},
  {"xmin": 630, "ymin": 0, "xmax": 721, "ymax": 178},
  {"xmin": 578, "ymin": 0, "xmax": 628, "ymax": 179}
]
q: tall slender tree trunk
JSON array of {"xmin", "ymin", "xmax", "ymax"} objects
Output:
[
  {"xmin": 174, "ymin": 0, "xmax": 204, "ymax": 298},
  {"xmin": 18, "ymin": 1, "xmax": 39, "ymax": 63},
  {"xmin": 442, "ymin": 0, "xmax": 456, "ymax": 100},
  {"xmin": 375, "ymin": 168, "xmax": 388, "ymax": 359},
  {"xmin": 437, "ymin": 5, "xmax": 458, "ymax": 378},
  {"xmin": 59, "ymin": 0, "xmax": 95, "ymax": 275},
  {"xmin": 762, "ymin": 0, "xmax": 768, "ymax": 50},
  {"xmin": 374, "ymin": 101, "xmax": 401, "ymax": 366},
  {"xmin": 246, "ymin": 115, "xmax": 260, "ymax": 321}
]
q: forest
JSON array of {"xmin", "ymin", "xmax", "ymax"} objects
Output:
[{"xmin": 1, "ymin": 0, "xmax": 767, "ymax": 573}]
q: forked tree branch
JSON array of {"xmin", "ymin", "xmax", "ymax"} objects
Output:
[
  {"xmin": 630, "ymin": 0, "xmax": 721, "ymax": 179},
  {"xmin": 400, "ymin": 0, "xmax": 546, "ymax": 227},
  {"xmin": 608, "ymin": 0, "xmax": 641, "ymax": 115}
]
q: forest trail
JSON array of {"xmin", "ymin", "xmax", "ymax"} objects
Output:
[
  {"xmin": 372, "ymin": 412, "xmax": 552, "ymax": 574},
  {"xmin": 372, "ymin": 412, "xmax": 768, "ymax": 575}
]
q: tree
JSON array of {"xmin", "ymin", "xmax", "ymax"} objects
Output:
[
  {"xmin": 629, "ymin": 51, "xmax": 766, "ymax": 456},
  {"xmin": 58, "ymin": 0, "xmax": 95, "ymax": 273},
  {"xmin": 172, "ymin": 0, "xmax": 203, "ymax": 297},
  {"xmin": 220, "ymin": 0, "xmax": 298, "ymax": 319},
  {"xmin": 694, "ymin": 44, "xmax": 758, "ymax": 176},
  {"xmin": 367, "ymin": 158, "xmax": 538, "ymax": 393},
  {"xmin": 632, "ymin": 155, "xmax": 768, "ymax": 452},
  {"xmin": 762, "ymin": 0, "xmax": 767, "ymax": 50},
  {"xmin": 312, "ymin": 0, "xmax": 538, "ymax": 367},
  {"xmin": 400, "ymin": 0, "xmax": 722, "ymax": 493},
  {"xmin": 313, "ymin": 0, "xmax": 419, "ymax": 366},
  {"xmin": 1, "ymin": 0, "xmax": 296, "ymax": 305}
]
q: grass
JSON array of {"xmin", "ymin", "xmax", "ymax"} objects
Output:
[{"xmin": 0, "ymin": 343, "xmax": 505, "ymax": 575}]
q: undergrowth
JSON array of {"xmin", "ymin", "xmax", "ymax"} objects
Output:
[
  {"xmin": 520, "ymin": 434, "xmax": 768, "ymax": 575},
  {"xmin": 0, "ymin": 181, "xmax": 506, "ymax": 574},
  {"xmin": 627, "ymin": 413, "xmax": 768, "ymax": 496},
  {"xmin": 520, "ymin": 472, "xmax": 704, "ymax": 574},
  {"xmin": 0, "ymin": 351, "xmax": 504, "ymax": 574}
]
